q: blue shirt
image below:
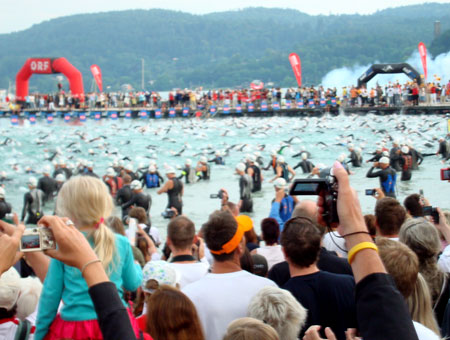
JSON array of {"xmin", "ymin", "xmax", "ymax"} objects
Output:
[
  {"xmin": 269, "ymin": 201, "xmax": 285, "ymax": 232},
  {"xmin": 34, "ymin": 234, "xmax": 142, "ymax": 340}
]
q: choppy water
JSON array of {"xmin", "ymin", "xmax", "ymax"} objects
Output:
[{"xmin": 0, "ymin": 114, "xmax": 448, "ymax": 238}]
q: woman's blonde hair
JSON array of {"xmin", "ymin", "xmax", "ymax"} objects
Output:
[
  {"xmin": 407, "ymin": 273, "xmax": 441, "ymax": 337},
  {"xmin": 57, "ymin": 176, "xmax": 116, "ymax": 271},
  {"xmin": 223, "ymin": 317, "xmax": 279, "ymax": 340}
]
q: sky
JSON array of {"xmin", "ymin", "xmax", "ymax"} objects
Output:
[{"xmin": 2, "ymin": 0, "xmax": 450, "ymax": 34}]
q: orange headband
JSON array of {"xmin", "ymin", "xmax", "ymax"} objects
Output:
[{"xmin": 210, "ymin": 215, "xmax": 253, "ymax": 255}]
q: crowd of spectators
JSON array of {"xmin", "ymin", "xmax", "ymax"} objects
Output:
[{"xmin": 1, "ymin": 158, "xmax": 449, "ymax": 340}]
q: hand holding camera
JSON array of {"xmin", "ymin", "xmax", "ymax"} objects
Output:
[{"xmin": 0, "ymin": 219, "xmax": 25, "ymax": 275}]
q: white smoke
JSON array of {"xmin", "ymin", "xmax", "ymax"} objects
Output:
[{"xmin": 321, "ymin": 49, "xmax": 450, "ymax": 94}]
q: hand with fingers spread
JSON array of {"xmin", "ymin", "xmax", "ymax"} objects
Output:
[{"xmin": 303, "ymin": 325, "xmax": 337, "ymax": 340}]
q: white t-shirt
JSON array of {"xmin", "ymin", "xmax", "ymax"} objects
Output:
[
  {"xmin": 413, "ymin": 321, "xmax": 440, "ymax": 340},
  {"xmin": 182, "ymin": 270, "xmax": 276, "ymax": 340},
  {"xmin": 322, "ymin": 231, "xmax": 347, "ymax": 258},
  {"xmin": 256, "ymin": 245, "xmax": 285, "ymax": 270},
  {"xmin": 169, "ymin": 261, "xmax": 209, "ymax": 288}
]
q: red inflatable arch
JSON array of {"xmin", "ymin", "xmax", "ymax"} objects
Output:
[{"xmin": 16, "ymin": 57, "xmax": 85, "ymax": 102}]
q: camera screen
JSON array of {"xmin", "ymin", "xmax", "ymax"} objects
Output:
[
  {"xmin": 292, "ymin": 182, "xmax": 321, "ymax": 195},
  {"xmin": 444, "ymin": 170, "xmax": 450, "ymax": 180},
  {"xmin": 21, "ymin": 234, "xmax": 40, "ymax": 249}
]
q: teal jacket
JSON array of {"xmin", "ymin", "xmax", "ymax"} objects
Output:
[{"xmin": 34, "ymin": 233, "xmax": 142, "ymax": 340}]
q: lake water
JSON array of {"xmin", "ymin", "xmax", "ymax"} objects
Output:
[{"xmin": 0, "ymin": 113, "xmax": 448, "ymax": 239}]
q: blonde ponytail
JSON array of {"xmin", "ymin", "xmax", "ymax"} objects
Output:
[{"xmin": 56, "ymin": 176, "xmax": 116, "ymax": 271}]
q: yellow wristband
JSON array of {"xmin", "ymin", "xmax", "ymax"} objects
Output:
[{"xmin": 348, "ymin": 242, "xmax": 378, "ymax": 265}]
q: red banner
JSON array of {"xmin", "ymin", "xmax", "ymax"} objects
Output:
[
  {"xmin": 418, "ymin": 42, "xmax": 427, "ymax": 81},
  {"xmin": 90, "ymin": 64, "xmax": 103, "ymax": 92},
  {"xmin": 289, "ymin": 53, "xmax": 302, "ymax": 87}
]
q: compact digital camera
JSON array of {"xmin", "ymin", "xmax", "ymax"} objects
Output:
[
  {"xmin": 423, "ymin": 206, "xmax": 439, "ymax": 224},
  {"xmin": 441, "ymin": 168, "xmax": 450, "ymax": 181},
  {"xmin": 289, "ymin": 174, "xmax": 339, "ymax": 225},
  {"xmin": 210, "ymin": 189, "xmax": 224, "ymax": 199},
  {"xmin": 20, "ymin": 227, "xmax": 56, "ymax": 252},
  {"xmin": 161, "ymin": 209, "xmax": 176, "ymax": 219},
  {"xmin": 365, "ymin": 189, "xmax": 376, "ymax": 196}
]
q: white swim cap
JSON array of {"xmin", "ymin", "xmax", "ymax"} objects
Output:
[
  {"xmin": 301, "ymin": 153, "xmax": 307, "ymax": 160},
  {"xmin": 130, "ymin": 180, "xmax": 142, "ymax": 190},
  {"xmin": 200, "ymin": 156, "xmax": 207, "ymax": 163},
  {"xmin": 55, "ymin": 174, "xmax": 65, "ymax": 182},
  {"xmin": 165, "ymin": 166, "xmax": 176, "ymax": 174},
  {"xmin": 27, "ymin": 177, "xmax": 37, "ymax": 187},
  {"xmin": 125, "ymin": 163, "xmax": 134, "ymax": 172},
  {"xmin": 185, "ymin": 159, "xmax": 192, "ymax": 166},
  {"xmin": 0, "ymin": 187, "xmax": 5, "ymax": 199},
  {"xmin": 379, "ymin": 157, "xmax": 390, "ymax": 164},
  {"xmin": 277, "ymin": 156, "xmax": 285, "ymax": 163},
  {"xmin": 235, "ymin": 163, "xmax": 246, "ymax": 172},
  {"xmin": 274, "ymin": 177, "xmax": 287, "ymax": 189},
  {"xmin": 337, "ymin": 154, "xmax": 346, "ymax": 163},
  {"xmin": 43, "ymin": 165, "xmax": 51, "ymax": 174},
  {"xmin": 106, "ymin": 168, "xmax": 115, "ymax": 176},
  {"xmin": 149, "ymin": 165, "xmax": 156, "ymax": 172},
  {"xmin": 401, "ymin": 146, "xmax": 409, "ymax": 154}
]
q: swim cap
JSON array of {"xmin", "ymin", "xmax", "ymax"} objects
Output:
[
  {"xmin": 274, "ymin": 177, "xmax": 287, "ymax": 189},
  {"xmin": 106, "ymin": 168, "xmax": 115, "ymax": 176},
  {"xmin": 149, "ymin": 165, "xmax": 156, "ymax": 172},
  {"xmin": 301, "ymin": 153, "xmax": 307, "ymax": 160},
  {"xmin": 379, "ymin": 157, "xmax": 390, "ymax": 164},
  {"xmin": 247, "ymin": 155, "xmax": 256, "ymax": 162},
  {"xmin": 130, "ymin": 180, "xmax": 142, "ymax": 190},
  {"xmin": 382, "ymin": 151, "xmax": 389, "ymax": 157},
  {"xmin": 277, "ymin": 156, "xmax": 285, "ymax": 163},
  {"xmin": 235, "ymin": 163, "xmax": 246, "ymax": 172},
  {"xmin": 55, "ymin": 174, "xmax": 65, "ymax": 182},
  {"xmin": 348, "ymin": 143, "xmax": 354, "ymax": 149},
  {"xmin": 215, "ymin": 151, "xmax": 221, "ymax": 156},
  {"xmin": 254, "ymin": 151, "xmax": 261, "ymax": 157},
  {"xmin": 27, "ymin": 177, "xmax": 37, "ymax": 187},
  {"xmin": 337, "ymin": 154, "xmax": 346, "ymax": 162},
  {"xmin": 43, "ymin": 165, "xmax": 51, "ymax": 174},
  {"xmin": 200, "ymin": 156, "xmax": 207, "ymax": 163},
  {"xmin": 401, "ymin": 146, "xmax": 409, "ymax": 154},
  {"xmin": 165, "ymin": 166, "xmax": 176, "ymax": 174},
  {"xmin": 149, "ymin": 159, "xmax": 156, "ymax": 166},
  {"xmin": 0, "ymin": 187, "xmax": 5, "ymax": 199},
  {"xmin": 125, "ymin": 163, "xmax": 134, "ymax": 172},
  {"xmin": 185, "ymin": 159, "xmax": 192, "ymax": 166}
]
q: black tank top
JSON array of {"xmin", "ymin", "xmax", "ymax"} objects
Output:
[
  {"xmin": 251, "ymin": 165, "xmax": 261, "ymax": 191},
  {"xmin": 168, "ymin": 178, "xmax": 182, "ymax": 208}
]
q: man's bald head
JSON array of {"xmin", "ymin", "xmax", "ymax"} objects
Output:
[{"xmin": 292, "ymin": 200, "xmax": 318, "ymax": 221}]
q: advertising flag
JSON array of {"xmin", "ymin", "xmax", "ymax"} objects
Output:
[
  {"xmin": 90, "ymin": 64, "xmax": 103, "ymax": 92},
  {"xmin": 418, "ymin": 42, "xmax": 428, "ymax": 81},
  {"xmin": 289, "ymin": 53, "xmax": 302, "ymax": 87}
]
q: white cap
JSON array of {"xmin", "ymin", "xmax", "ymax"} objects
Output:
[
  {"xmin": 125, "ymin": 163, "xmax": 134, "ymax": 172},
  {"xmin": 215, "ymin": 151, "xmax": 221, "ymax": 156},
  {"xmin": 348, "ymin": 143, "xmax": 354, "ymax": 149},
  {"xmin": 200, "ymin": 156, "xmax": 207, "ymax": 163},
  {"xmin": 401, "ymin": 146, "xmax": 409, "ymax": 154},
  {"xmin": 247, "ymin": 155, "xmax": 256, "ymax": 162},
  {"xmin": 86, "ymin": 161, "xmax": 93, "ymax": 168},
  {"xmin": 58, "ymin": 158, "xmax": 66, "ymax": 165},
  {"xmin": 0, "ymin": 267, "xmax": 21, "ymax": 311},
  {"xmin": 130, "ymin": 180, "xmax": 142, "ymax": 190},
  {"xmin": 271, "ymin": 151, "xmax": 277, "ymax": 157},
  {"xmin": 254, "ymin": 151, "xmax": 260, "ymax": 157},
  {"xmin": 0, "ymin": 187, "xmax": 5, "ymax": 199},
  {"xmin": 55, "ymin": 174, "xmax": 65, "ymax": 182},
  {"xmin": 165, "ymin": 166, "xmax": 176, "ymax": 174},
  {"xmin": 149, "ymin": 165, "xmax": 156, "ymax": 172},
  {"xmin": 382, "ymin": 151, "xmax": 389, "ymax": 157},
  {"xmin": 106, "ymin": 168, "xmax": 115, "ymax": 176},
  {"xmin": 337, "ymin": 153, "xmax": 346, "ymax": 162},
  {"xmin": 274, "ymin": 177, "xmax": 287, "ymax": 189},
  {"xmin": 43, "ymin": 165, "xmax": 51, "ymax": 174},
  {"xmin": 376, "ymin": 147, "xmax": 382, "ymax": 152},
  {"xmin": 301, "ymin": 153, "xmax": 307, "ymax": 160},
  {"xmin": 118, "ymin": 160, "xmax": 125, "ymax": 166},
  {"xmin": 149, "ymin": 159, "xmax": 156, "ymax": 166},
  {"xmin": 185, "ymin": 159, "xmax": 192, "ymax": 166},
  {"xmin": 277, "ymin": 156, "xmax": 285, "ymax": 163},
  {"xmin": 27, "ymin": 177, "xmax": 37, "ymax": 187},
  {"xmin": 379, "ymin": 156, "xmax": 390, "ymax": 164},
  {"xmin": 236, "ymin": 163, "xmax": 246, "ymax": 172},
  {"xmin": 0, "ymin": 171, "xmax": 6, "ymax": 178}
]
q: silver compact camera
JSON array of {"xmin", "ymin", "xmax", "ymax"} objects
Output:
[{"xmin": 20, "ymin": 227, "xmax": 56, "ymax": 252}]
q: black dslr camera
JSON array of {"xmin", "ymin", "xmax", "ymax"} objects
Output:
[
  {"xmin": 289, "ymin": 174, "xmax": 339, "ymax": 225},
  {"xmin": 210, "ymin": 189, "xmax": 224, "ymax": 199}
]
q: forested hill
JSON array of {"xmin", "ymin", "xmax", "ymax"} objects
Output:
[{"xmin": 1, "ymin": 4, "xmax": 450, "ymax": 92}]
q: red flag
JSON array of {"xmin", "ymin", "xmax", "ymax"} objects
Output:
[
  {"xmin": 90, "ymin": 64, "xmax": 103, "ymax": 92},
  {"xmin": 289, "ymin": 53, "xmax": 302, "ymax": 87},
  {"xmin": 418, "ymin": 42, "xmax": 427, "ymax": 81}
]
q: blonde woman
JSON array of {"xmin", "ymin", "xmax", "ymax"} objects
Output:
[{"xmin": 34, "ymin": 176, "xmax": 143, "ymax": 340}]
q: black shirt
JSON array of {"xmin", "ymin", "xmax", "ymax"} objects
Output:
[
  {"xmin": 37, "ymin": 175, "xmax": 57, "ymax": 203},
  {"xmin": 122, "ymin": 192, "xmax": 151, "ymax": 213},
  {"xmin": 0, "ymin": 200, "xmax": 12, "ymax": 219},
  {"xmin": 268, "ymin": 248, "xmax": 353, "ymax": 287},
  {"xmin": 283, "ymin": 271, "xmax": 356, "ymax": 340}
]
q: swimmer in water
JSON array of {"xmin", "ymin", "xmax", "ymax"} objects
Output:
[{"xmin": 157, "ymin": 167, "xmax": 183, "ymax": 214}]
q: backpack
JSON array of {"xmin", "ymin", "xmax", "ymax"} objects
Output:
[{"xmin": 14, "ymin": 319, "xmax": 31, "ymax": 340}]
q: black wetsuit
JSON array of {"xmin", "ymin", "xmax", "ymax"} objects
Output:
[
  {"xmin": 122, "ymin": 192, "xmax": 152, "ymax": 215},
  {"xmin": 399, "ymin": 154, "xmax": 412, "ymax": 181},
  {"xmin": 249, "ymin": 164, "xmax": 262, "ymax": 192},
  {"xmin": 348, "ymin": 150, "xmax": 362, "ymax": 167},
  {"xmin": 0, "ymin": 199, "xmax": 12, "ymax": 219},
  {"xmin": 167, "ymin": 178, "xmax": 183, "ymax": 214},
  {"xmin": 209, "ymin": 156, "xmax": 225, "ymax": 165},
  {"xmin": 21, "ymin": 189, "xmax": 44, "ymax": 224},
  {"xmin": 438, "ymin": 140, "xmax": 449, "ymax": 159},
  {"xmin": 239, "ymin": 174, "xmax": 253, "ymax": 213},
  {"xmin": 389, "ymin": 147, "xmax": 402, "ymax": 171},
  {"xmin": 409, "ymin": 148, "xmax": 423, "ymax": 170},
  {"xmin": 115, "ymin": 184, "xmax": 133, "ymax": 218},
  {"xmin": 366, "ymin": 166, "xmax": 397, "ymax": 198},
  {"xmin": 125, "ymin": 171, "xmax": 137, "ymax": 181},
  {"xmin": 178, "ymin": 166, "xmax": 196, "ymax": 184},
  {"xmin": 199, "ymin": 165, "xmax": 210, "ymax": 180},
  {"xmin": 292, "ymin": 151, "xmax": 311, "ymax": 159},
  {"xmin": 366, "ymin": 152, "xmax": 382, "ymax": 163},
  {"xmin": 37, "ymin": 175, "xmax": 57, "ymax": 204},
  {"xmin": 53, "ymin": 167, "xmax": 72, "ymax": 180},
  {"xmin": 279, "ymin": 164, "xmax": 290, "ymax": 182},
  {"xmin": 264, "ymin": 158, "xmax": 277, "ymax": 174},
  {"xmin": 294, "ymin": 160, "xmax": 314, "ymax": 174}
]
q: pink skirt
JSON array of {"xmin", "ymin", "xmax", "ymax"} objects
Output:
[{"xmin": 44, "ymin": 308, "xmax": 142, "ymax": 340}]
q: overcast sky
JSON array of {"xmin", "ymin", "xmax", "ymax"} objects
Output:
[{"xmin": 1, "ymin": 0, "xmax": 450, "ymax": 34}]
